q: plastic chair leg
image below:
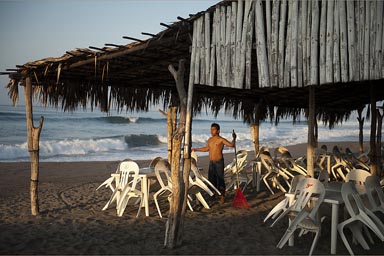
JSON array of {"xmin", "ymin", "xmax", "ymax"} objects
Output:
[{"xmin": 195, "ymin": 192, "xmax": 210, "ymax": 209}]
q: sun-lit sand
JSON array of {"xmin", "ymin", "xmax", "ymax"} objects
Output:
[{"xmin": 0, "ymin": 141, "xmax": 382, "ymax": 255}]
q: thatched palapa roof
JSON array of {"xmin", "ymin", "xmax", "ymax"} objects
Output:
[{"xmin": 2, "ymin": 0, "xmax": 384, "ymax": 126}]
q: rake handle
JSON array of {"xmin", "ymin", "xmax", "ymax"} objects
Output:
[{"xmin": 232, "ymin": 129, "xmax": 240, "ymax": 188}]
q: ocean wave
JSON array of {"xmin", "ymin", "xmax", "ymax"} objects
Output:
[
  {"xmin": 89, "ymin": 116, "xmax": 167, "ymax": 124},
  {"xmin": 0, "ymin": 137, "xmax": 127, "ymax": 162},
  {"xmin": 0, "ymin": 111, "xmax": 26, "ymax": 121},
  {"xmin": 124, "ymin": 134, "xmax": 164, "ymax": 147}
]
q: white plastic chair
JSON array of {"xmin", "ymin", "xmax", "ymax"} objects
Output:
[
  {"xmin": 191, "ymin": 159, "xmax": 220, "ymax": 195},
  {"xmin": 365, "ymin": 175, "xmax": 384, "ymax": 215},
  {"xmin": 273, "ymin": 146, "xmax": 290, "ymax": 162},
  {"xmin": 96, "ymin": 176, "xmax": 116, "ymax": 192},
  {"xmin": 149, "ymin": 156, "xmax": 163, "ymax": 169},
  {"xmin": 188, "ymin": 175, "xmax": 213, "ymax": 209},
  {"xmin": 345, "ymin": 148, "xmax": 370, "ymax": 171},
  {"xmin": 116, "ymin": 161, "xmax": 144, "ymax": 217},
  {"xmin": 102, "ymin": 160, "xmax": 141, "ymax": 214},
  {"xmin": 275, "ymin": 178, "xmax": 326, "ymax": 256},
  {"xmin": 96, "ymin": 158, "xmax": 132, "ymax": 192},
  {"xmin": 225, "ymin": 150, "xmax": 251, "ymax": 192},
  {"xmin": 260, "ymin": 151, "xmax": 291, "ymax": 194},
  {"xmin": 153, "ymin": 159, "xmax": 193, "ymax": 218},
  {"xmin": 345, "ymin": 169, "xmax": 371, "ymax": 195},
  {"xmin": 153, "ymin": 159, "xmax": 173, "ymax": 218},
  {"xmin": 279, "ymin": 153, "xmax": 308, "ymax": 177},
  {"xmin": 338, "ymin": 182, "xmax": 384, "ymax": 255},
  {"xmin": 264, "ymin": 175, "xmax": 306, "ymax": 225},
  {"xmin": 331, "ymin": 146, "xmax": 353, "ymax": 181},
  {"xmin": 96, "ymin": 162, "xmax": 121, "ymax": 192}
]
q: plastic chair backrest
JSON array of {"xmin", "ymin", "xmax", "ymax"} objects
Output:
[
  {"xmin": 289, "ymin": 175, "xmax": 306, "ymax": 193},
  {"xmin": 260, "ymin": 152, "xmax": 276, "ymax": 173},
  {"xmin": 342, "ymin": 181, "xmax": 367, "ymax": 218},
  {"xmin": 190, "ymin": 160, "xmax": 203, "ymax": 179},
  {"xmin": 274, "ymin": 146, "xmax": 290, "ymax": 160},
  {"xmin": 118, "ymin": 161, "xmax": 140, "ymax": 189},
  {"xmin": 345, "ymin": 169, "xmax": 371, "ymax": 194},
  {"xmin": 256, "ymin": 146, "xmax": 269, "ymax": 158},
  {"xmin": 154, "ymin": 159, "xmax": 172, "ymax": 189},
  {"xmin": 290, "ymin": 177, "xmax": 325, "ymax": 219},
  {"xmin": 365, "ymin": 175, "xmax": 384, "ymax": 211},
  {"xmin": 226, "ymin": 150, "xmax": 248, "ymax": 173},
  {"xmin": 191, "ymin": 151, "xmax": 198, "ymax": 162},
  {"xmin": 320, "ymin": 144, "xmax": 327, "ymax": 152},
  {"xmin": 149, "ymin": 156, "xmax": 163, "ymax": 169}
]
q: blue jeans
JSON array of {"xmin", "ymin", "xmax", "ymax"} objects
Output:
[{"xmin": 208, "ymin": 158, "xmax": 225, "ymax": 195}]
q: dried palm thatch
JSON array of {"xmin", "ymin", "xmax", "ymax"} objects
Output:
[{"xmin": 2, "ymin": 0, "xmax": 384, "ymax": 128}]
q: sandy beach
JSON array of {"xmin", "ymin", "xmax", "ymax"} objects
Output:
[{"xmin": 0, "ymin": 141, "xmax": 382, "ymax": 255}]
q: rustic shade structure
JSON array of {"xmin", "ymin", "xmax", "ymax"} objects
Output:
[
  {"xmin": 2, "ymin": 0, "xmax": 384, "ymax": 248},
  {"xmin": 3, "ymin": 0, "xmax": 384, "ymax": 122}
]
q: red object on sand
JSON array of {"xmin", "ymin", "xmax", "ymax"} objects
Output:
[{"xmin": 232, "ymin": 188, "xmax": 250, "ymax": 209}]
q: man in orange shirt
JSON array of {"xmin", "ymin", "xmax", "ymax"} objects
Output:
[{"xmin": 192, "ymin": 123, "xmax": 236, "ymax": 204}]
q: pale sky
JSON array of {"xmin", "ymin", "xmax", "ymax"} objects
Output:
[{"xmin": 0, "ymin": 0, "xmax": 218, "ymax": 106}]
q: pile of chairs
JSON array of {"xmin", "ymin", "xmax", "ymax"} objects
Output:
[
  {"xmin": 263, "ymin": 167, "xmax": 384, "ymax": 255},
  {"xmin": 153, "ymin": 158, "xmax": 217, "ymax": 218},
  {"xmin": 257, "ymin": 146, "xmax": 307, "ymax": 195},
  {"xmin": 97, "ymin": 156, "xmax": 220, "ymax": 218},
  {"xmin": 224, "ymin": 150, "xmax": 252, "ymax": 192},
  {"xmin": 96, "ymin": 159, "xmax": 144, "ymax": 217}
]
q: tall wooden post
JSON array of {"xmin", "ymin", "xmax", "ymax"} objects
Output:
[
  {"xmin": 307, "ymin": 85, "xmax": 315, "ymax": 178},
  {"xmin": 357, "ymin": 107, "xmax": 365, "ymax": 155},
  {"xmin": 370, "ymin": 85, "xmax": 378, "ymax": 176},
  {"xmin": 164, "ymin": 59, "xmax": 189, "ymax": 249},
  {"xmin": 167, "ymin": 107, "xmax": 177, "ymax": 163},
  {"xmin": 24, "ymin": 76, "xmax": 44, "ymax": 215},
  {"xmin": 250, "ymin": 115, "xmax": 260, "ymax": 158},
  {"xmin": 376, "ymin": 106, "xmax": 383, "ymax": 177}
]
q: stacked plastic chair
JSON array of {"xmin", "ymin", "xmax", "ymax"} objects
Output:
[
  {"xmin": 365, "ymin": 175, "xmax": 384, "ymax": 215},
  {"xmin": 224, "ymin": 150, "xmax": 251, "ymax": 192},
  {"xmin": 338, "ymin": 182, "xmax": 384, "ymax": 255},
  {"xmin": 263, "ymin": 175, "xmax": 306, "ymax": 225},
  {"xmin": 275, "ymin": 177, "xmax": 326, "ymax": 256},
  {"xmin": 101, "ymin": 160, "xmax": 143, "ymax": 217},
  {"xmin": 260, "ymin": 151, "xmax": 292, "ymax": 194}
]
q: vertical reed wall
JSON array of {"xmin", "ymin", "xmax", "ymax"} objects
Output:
[{"xmin": 189, "ymin": 0, "xmax": 384, "ymax": 89}]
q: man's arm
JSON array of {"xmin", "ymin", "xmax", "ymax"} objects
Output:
[
  {"xmin": 192, "ymin": 144, "xmax": 209, "ymax": 152},
  {"xmin": 222, "ymin": 137, "xmax": 236, "ymax": 147},
  {"xmin": 222, "ymin": 132, "xmax": 237, "ymax": 147}
]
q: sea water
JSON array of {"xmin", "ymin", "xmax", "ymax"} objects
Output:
[{"xmin": 0, "ymin": 104, "xmax": 371, "ymax": 162}]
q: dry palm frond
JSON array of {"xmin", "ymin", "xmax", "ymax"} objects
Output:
[{"xmin": 6, "ymin": 79, "xmax": 19, "ymax": 106}]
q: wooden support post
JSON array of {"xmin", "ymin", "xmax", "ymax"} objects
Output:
[
  {"xmin": 24, "ymin": 76, "xmax": 44, "ymax": 216},
  {"xmin": 164, "ymin": 60, "xmax": 189, "ymax": 249},
  {"xmin": 376, "ymin": 105, "xmax": 383, "ymax": 177},
  {"xmin": 166, "ymin": 107, "xmax": 178, "ymax": 163},
  {"xmin": 250, "ymin": 118, "xmax": 260, "ymax": 158},
  {"xmin": 357, "ymin": 107, "xmax": 365, "ymax": 155},
  {"xmin": 369, "ymin": 85, "xmax": 378, "ymax": 176},
  {"xmin": 307, "ymin": 85, "xmax": 315, "ymax": 178}
]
